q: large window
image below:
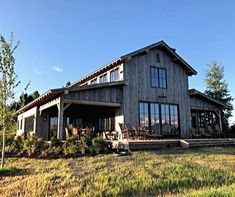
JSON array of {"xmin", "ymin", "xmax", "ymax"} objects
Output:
[
  {"xmin": 139, "ymin": 102, "xmax": 179, "ymax": 136},
  {"xmin": 150, "ymin": 103, "xmax": 160, "ymax": 133},
  {"xmin": 150, "ymin": 67, "xmax": 167, "ymax": 89},
  {"xmin": 139, "ymin": 102, "xmax": 149, "ymax": 128},
  {"xmin": 24, "ymin": 116, "xmax": 34, "ymax": 133},
  {"xmin": 99, "ymin": 74, "xmax": 107, "ymax": 83},
  {"xmin": 110, "ymin": 68, "xmax": 119, "ymax": 82}
]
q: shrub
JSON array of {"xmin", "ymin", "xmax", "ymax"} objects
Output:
[
  {"xmin": 91, "ymin": 137, "xmax": 108, "ymax": 154},
  {"xmin": 80, "ymin": 136, "xmax": 92, "ymax": 155},
  {"xmin": 10, "ymin": 136, "xmax": 24, "ymax": 153},
  {"xmin": 23, "ymin": 135, "xmax": 47, "ymax": 156},
  {"xmin": 62, "ymin": 136, "xmax": 80, "ymax": 155},
  {"xmin": 50, "ymin": 137, "xmax": 61, "ymax": 147}
]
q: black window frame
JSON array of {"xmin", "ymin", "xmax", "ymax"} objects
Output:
[
  {"xmin": 150, "ymin": 66, "xmax": 167, "ymax": 89},
  {"xmin": 138, "ymin": 101, "xmax": 180, "ymax": 137}
]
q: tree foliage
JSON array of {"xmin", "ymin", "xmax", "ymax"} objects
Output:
[
  {"xmin": 204, "ymin": 60, "xmax": 233, "ymax": 130},
  {"xmin": 0, "ymin": 33, "xmax": 19, "ymax": 168},
  {"xmin": 11, "ymin": 90, "xmax": 40, "ymax": 111}
]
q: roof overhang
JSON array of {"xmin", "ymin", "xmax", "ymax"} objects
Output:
[
  {"xmin": 189, "ymin": 89, "xmax": 229, "ymax": 109},
  {"xmin": 15, "ymin": 88, "xmax": 66, "ymax": 115},
  {"xmin": 121, "ymin": 40, "xmax": 197, "ymax": 76},
  {"xmin": 15, "ymin": 81, "xmax": 126, "ymax": 115}
]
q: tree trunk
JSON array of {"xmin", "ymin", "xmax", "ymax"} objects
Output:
[{"xmin": 1, "ymin": 126, "xmax": 6, "ymax": 169}]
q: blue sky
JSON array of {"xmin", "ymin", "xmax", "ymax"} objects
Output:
[{"xmin": 1, "ymin": 0, "xmax": 235, "ymax": 121}]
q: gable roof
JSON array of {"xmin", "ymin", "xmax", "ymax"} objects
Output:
[
  {"xmin": 69, "ymin": 40, "xmax": 197, "ymax": 88},
  {"xmin": 189, "ymin": 89, "xmax": 228, "ymax": 109}
]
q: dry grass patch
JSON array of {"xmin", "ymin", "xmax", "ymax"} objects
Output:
[{"xmin": 1, "ymin": 147, "xmax": 235, "ymax": 196}]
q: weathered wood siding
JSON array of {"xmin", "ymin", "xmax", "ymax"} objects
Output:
[
  {"xmin": 190, "ymin": 96, "xmax": 221, "ymax": 110},
  {"xmin": 64, "ymin": 86, "xmax": 123, "ymax": 104},
  {"xmin": 123, "ymin": 48, "xmax": 191, "ymax": 138}
]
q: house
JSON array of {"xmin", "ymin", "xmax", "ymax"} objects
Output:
[{"xmin": 15, "ymin": 40, "xmax": 227, "ymax": 140}]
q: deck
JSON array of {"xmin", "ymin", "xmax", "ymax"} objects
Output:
[{"xmin": 110, "ymin": 138, "xmax": 235, "ymax": 150}]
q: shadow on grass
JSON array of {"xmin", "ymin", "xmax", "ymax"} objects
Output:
[
  {"xmin": 145, "ymin": 146, "xmax": 235, "ymax": 156},
  {"xmin": 0, "ymin": 167, "xmax": 30, "ymax": 177}
]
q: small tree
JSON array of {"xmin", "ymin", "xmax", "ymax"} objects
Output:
[
  {"xmin": 0, "ymin": 33, "xmax": 19, "ymax": 168},
  {"xmin": 204, "ymin": 60, "xmax": 233, "ymax": 131}
]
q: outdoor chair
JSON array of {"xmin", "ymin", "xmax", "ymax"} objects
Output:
[
  {"xmin": 191, "ymin": 127, "xmax": 201, "ymax": 138},
  {"xmin": 214, "ymin": 124, "xmax": 223, "ymax": 137},
  {"xmin": 125, "ymin": 123, "xmax": 136, "ymax": 138},
  {"xmin": 206, "ymin": 125, "xmax": 214, "ymax": 136},
  {"xmin": 65, "ymin": 127, "xmax": 72, "ymax": 139},
  {"xmin": 119, "ymin": 123, "xmax": 129, "ymax": 140},
  {"xmin": 170, "ymin": 126, "xmax": 179, "ymax": 136},
  {"xmin": 200, "ymin": 127, "xmax": 211, "ymax": 137},
  {"xmin": 135, "ymin": 126, "xmax": 147, "ymax": 139}
]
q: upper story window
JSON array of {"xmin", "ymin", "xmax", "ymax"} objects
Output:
[
  {"xmin": 90, "ymin": 78, "xmax": 97, "ymax": 84},
  {"xmin": 110, "ymin": 68, "xmax": 119, "ymax": 82},
  {"xmin": 156, "ymin": 53, "xmax": 161, "ymax": 63},
  {"xmin": 150, "ymin": 66, "xmax": 167, "ymax": 89},
  {"xmin": 99, "ymin": 74, "xmax": 107, "ymax": 83}
]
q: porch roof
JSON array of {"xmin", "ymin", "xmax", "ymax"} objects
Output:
[
  {"xmin": 16, "ymin": 81, "xmax": 125, "ymax": 115},
  {"xmin": 189, "ymin": 89, "xmax": 228, "ymax": 109}
]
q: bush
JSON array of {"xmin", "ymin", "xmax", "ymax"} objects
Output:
[
  {"xmin": 10, "ymin": 136, "xmax": 24, "ymax": 153},
  {"xmin": 62, "ymin": 136, "xmax": 80, "ymax": 155},
  {"xmin": 23, "ymin": 135, "xmax": 47, "ymax": 156},
  {"xmin": 92, "ymin": 137, "xmax": 108, "ymax": 154},
  {"xmin": 80, "ymin": 136, "xmax": 92, "ymax": 155},
  {"xmin": 50, "ymin": 137, "xmax": 61, "ymax": 147}
]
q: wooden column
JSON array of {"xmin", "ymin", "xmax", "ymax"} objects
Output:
[
  {"xmin": 57, "ymin": 97, "xmax": 64, "ymax": 140},
  {"xmin": 218, "ymin": 110, "xmax": 223, "ymax": 131}
]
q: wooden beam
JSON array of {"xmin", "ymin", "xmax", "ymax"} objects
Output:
[
  {"xmin": 63, "ymin": 99, "xmax": 121, "ymax": 107},
  {"xmin": 63, "ymin": 103, "xmax": 72, "ymax": 111},
  {"xmin": 39, "ymin": 98, "xmax": 60, "ymax": 113},
  {"xmin": 57, "ymin": 97, "xmax": 64, "ymax": 140}
]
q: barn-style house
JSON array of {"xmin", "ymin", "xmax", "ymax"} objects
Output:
[{"xmin": 16, "ymin": 41, "xmax": 227, "ymax": 141}]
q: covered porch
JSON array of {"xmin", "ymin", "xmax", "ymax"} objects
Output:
[
  {"xmin": 38, "ymin": 98, "xmax": 122, "ymax": 140},
  {"xmin": 189, "ymin": 89, "xmax": 227, "ymax": 138}
]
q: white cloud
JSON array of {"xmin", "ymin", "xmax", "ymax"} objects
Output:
[
  {"xmin": 52, "ymin": 66, "xmax": 63, "ymax": 72},
  {"xmin": 33, "ymin": 69, "xmax": 43, "ymax": 75}
]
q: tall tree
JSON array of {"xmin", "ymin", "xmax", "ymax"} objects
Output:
[
  {"xmin": 204, "ymin": 60, "xmax": 233, "ymax": 131},
  {"xmin": 0, "ymin": 33, "xmax": 19, "ymax": 168}
]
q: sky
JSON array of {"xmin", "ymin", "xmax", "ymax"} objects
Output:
[{"xmin": 0, "ymin": 0, "xmax": 235, "ymax": 122}]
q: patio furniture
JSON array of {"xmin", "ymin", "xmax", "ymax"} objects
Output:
[
  {"xmin": 134, "ymin": 126, "xmax": 146, "ymax": 139},
  {"xmin": 125, "ymin": 123, "xmax": 136, "ymax": 138},
  {"xmin": 200, "ymin": 127, "xmax": 211, "ymax": 137},
  {"xmin": 206, "ymin": 125, "xmax": 214, "ymax": 136},
  {"xmin": 119, "ymin": 123, "xmax": 129, "ymax": 139},
  {"xmin": 65, "ymin": 127, "xmax": 72, "ymax": 139},
  {"xmin": 191, "ymin": 127, "xmax": 201, "ymax": 138},
  {"xmin": 103, "ymin": 131, "xmax": 119, "ymax": 140},
  {"xmin": 214, "ymin": 124, "xmax": 223, "ymax": 137}
]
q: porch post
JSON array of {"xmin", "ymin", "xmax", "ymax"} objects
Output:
[
  {"xmin": 218, "ymin": 110, "xmax": 223, "ymax": 131},
  {"xmin": 57, "ymin": 97, "xmax": 64, "ymax": 140}
]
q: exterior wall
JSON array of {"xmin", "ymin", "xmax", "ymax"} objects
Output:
[
  {"xmin": 190, "ymin": 96, "xmax": 221, "ymax": 110},
  {"xmin": 17, "ymin": 106, "xmax": 37, "ymax": 136},
  {"xmin": 81, "ymin": 63, "xmax": 124, "ymax": 86},
  {"xmin": 36, "ymin": 110, "xmax": 50, "ymax": 140},
  {"xmin": 123, "ymin": 48, "xmax": 191, "ymax": 138},
  {"xmin": 64, "ymin": 86, "xmax": 123, "ymax": 103}
]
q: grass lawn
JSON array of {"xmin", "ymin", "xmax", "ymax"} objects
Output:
[{"xmin": 1, "ymin": 147, "xmax": 235, "ymax": 197}]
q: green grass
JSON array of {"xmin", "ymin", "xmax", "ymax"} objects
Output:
[{"xmin": 1, "ymin": 147, "xmax": 235, "ymax": 196}]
